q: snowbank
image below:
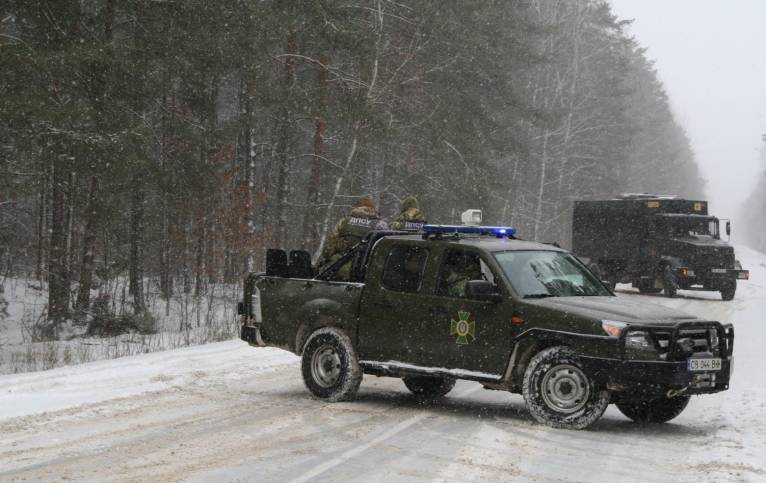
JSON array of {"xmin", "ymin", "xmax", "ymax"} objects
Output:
[{"xmin": 0, "ymin": 340, "xmax": 298, "ymax": 420}]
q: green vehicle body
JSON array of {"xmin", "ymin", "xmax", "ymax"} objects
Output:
[{"xmin": 240, "ymin": 231, "xmax": 733, "ymax": 406}]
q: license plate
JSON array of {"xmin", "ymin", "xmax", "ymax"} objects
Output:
[
  {"xmin": 711, "ymin": 268, "xmax": 727, "ymax": 274},
  {"xmin": 688, "ymin": 358, "xmax": 721, "ymax": 371}
]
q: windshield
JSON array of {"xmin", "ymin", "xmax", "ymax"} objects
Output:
[
  {"xmin": 494, "ymin": 250, "xmax": 611, "ymax": 298},
  {"xmin": 658, "ymin": 217, "xmax": 719, "ymax": 239}
]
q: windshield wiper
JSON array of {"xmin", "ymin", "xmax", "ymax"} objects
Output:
[{"xmin": 523, "ymin": 293, "xmax": 555, "ymax": 299}]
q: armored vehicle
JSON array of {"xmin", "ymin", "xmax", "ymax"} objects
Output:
[
  {"xmin": 573, "ymin": 194, "xmax": 749, "ymax": 300},
  {"xmin": 239, "ymin": 225, "xmax": 734, "ymax": 429}
]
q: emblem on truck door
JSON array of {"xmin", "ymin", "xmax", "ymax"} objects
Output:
[{"xmin": 450, "ymin": 311, "xmax": 476, "ymax": 345}]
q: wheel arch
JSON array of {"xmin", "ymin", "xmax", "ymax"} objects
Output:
[{"xmin": 294, "ymin": 302, "xmax": 355, "ymax": 355}]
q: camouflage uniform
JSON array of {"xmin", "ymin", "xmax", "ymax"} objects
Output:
[
  {"xmin": 441, "ymin": 252, "xmax": 482, "ymax": 298},
  {"xmin": 390, "ymin": 196, "xmax": 427, "ymax": 231},
  {"xmin": 320, "ymin": 198, "xmax": 388, "ymax": 277}
]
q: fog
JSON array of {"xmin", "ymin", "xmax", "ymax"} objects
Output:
[{"xmin": 610, "ymin": 0, "xmax": 766, "ymax": 232}]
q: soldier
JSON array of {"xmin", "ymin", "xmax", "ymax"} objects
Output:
[
  {"xmin": 319, "ymin": 196, "xmax": 388, "ymax": 275},
  {"xmin": 390, "ymin": 196, "xmax": 427, "ymax": 231},
  {"xmin": 440, "ymin": 251, "xmax": 483, "ymax": 298}
]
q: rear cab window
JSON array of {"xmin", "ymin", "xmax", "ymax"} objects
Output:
[{"xmin": 380, "ymin": 244, "xmax": 429, "ymax": 293}]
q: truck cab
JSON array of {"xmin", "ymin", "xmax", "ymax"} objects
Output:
[{"xmin": 240, "ymin": 225, "xmax": 734, "ymax": 430}]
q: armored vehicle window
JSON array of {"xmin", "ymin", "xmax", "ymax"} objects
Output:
[
  {"xmin": 436, "ymin": 250, "xmax": 488, "ymax": 298},
  {"xmin": 380, "ymin": 245, "xmax": 429, "ymax": 293}
]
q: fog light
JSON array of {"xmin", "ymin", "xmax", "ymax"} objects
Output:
[
  {"xmin": 709, "ymin": 329, "xmax": 719, "ymax": 351},
  {"xmin": 626, "ymin": 331, "xmax": 651, "ymax": 349}
]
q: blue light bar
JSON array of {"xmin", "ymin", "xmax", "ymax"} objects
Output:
[{"xmin": 422, "ymin": 225, "xmax": 516, "ymax": 237}]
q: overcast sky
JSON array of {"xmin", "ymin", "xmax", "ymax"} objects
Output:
[{"xmin": 609, "ymin": 0, "xmax": 766, "ymax": 223}]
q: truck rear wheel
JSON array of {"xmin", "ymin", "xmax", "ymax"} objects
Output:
[
  {"xmin": 720, "ymin": 280, "xmax": 736, "ymax": 301},
  {"xmin": 522, "ymin": 346, "xmax": 610, "ymax": 430},
  {"xmin": 637, "ymin": 279, "xmax": 662, "ymax": 294},
  {"xmin": 616, "ymin": 395, "xmax": 691, "ymax": 423},
  {"xmin": 301, "ymin": 327, "xmax": 363, "ymax": 402},
  {"xmin": 403, "ymin": 375, "xmax": 456, "ymax": 400}
]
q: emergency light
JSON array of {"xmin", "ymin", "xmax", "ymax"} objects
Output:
[{"xmin": 422, "ymin": 224, "xmax": 516, "ymax": 238}]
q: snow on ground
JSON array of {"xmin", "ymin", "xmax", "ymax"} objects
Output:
[
  {"xmin": 0, "ymin": 341, "xmax": 297, "ymax": 420},
  {"xmin": 0, "ymin": 246, "xmax": 764, "ymax": 482}
]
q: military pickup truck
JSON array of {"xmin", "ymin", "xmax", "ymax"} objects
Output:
[
  {"xmin": 573, "ymin": 194, "xmax": 749, "ymax": 300},
  {"xmin": 239, "ymin": 225, "xmax": 734, "ymax": 429}
]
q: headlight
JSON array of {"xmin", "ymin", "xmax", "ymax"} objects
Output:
[{"xmin": 601, "ymin": 320, "xmax": 627, "ymax": 337}]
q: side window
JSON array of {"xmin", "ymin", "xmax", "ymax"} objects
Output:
[
  {"xmin": 436, "ymin": 250, "xmax": 484, "ymax": 298},
  {"xmin": 380, "ymin": 245, "xmax": 429, "ymax": 293},
  {"xmin": 480, "ymin": 259, "xmax": 495, "ymax": 285}
]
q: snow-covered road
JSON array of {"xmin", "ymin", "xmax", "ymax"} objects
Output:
[{"xmin": 2, "ymin": 247, "xmax": 765, "ymax": 482}]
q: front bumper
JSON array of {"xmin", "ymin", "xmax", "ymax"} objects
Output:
[
  {"xmin": 583, "ymin": 321, "xmax": 734, "ymax": 397},
  {"xmin": 581, "ymin": 356, "xmax": 732, "ymax": 396},
  {"xmin": 676, "ymin": 267, "xmax": 749, "ymax": 286}
]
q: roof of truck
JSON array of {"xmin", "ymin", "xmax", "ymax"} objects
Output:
[{"xmin": 381, "ymin": 233, "xmax": 566, "ymax": 253}]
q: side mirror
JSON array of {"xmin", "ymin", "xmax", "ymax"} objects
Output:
[
  {"xmin": 726, "ymin": 221, "xmax": 731, "ymax": 236},
  {"xmin": 465, "ymin": 280, "xmax": 502, "ymax": 302}
]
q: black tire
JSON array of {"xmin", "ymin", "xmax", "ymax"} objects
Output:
[
  {"xmin": 301, "ymin": 327, "xmax": 363, "ymax": 402},
  {"xmin": 616, "ymin": 395, "xmax": 691, "ymax": 424},
  {"xmin": 403, "ymin": 375, "xmax": 456, "ymax": 399},
  {"xmin": 522, "ymin": 346, "xmax": 610, "ymax": 430},
  {"xmin": 662, "ymin": 266, "xmax": 677, "ymax": 298},
  {"xmin": 720, "ymin": 280, "xmax": 736, "ymax": 301}
]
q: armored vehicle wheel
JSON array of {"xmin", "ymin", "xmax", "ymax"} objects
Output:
[
  {"xmin": 720, "ymin": 280, "xmax": 736, "ymax": 301},
  {"xmin": 522, "ymin": 346, "xmax": 610, "ymax": 430},
  {"xmin": 403, "ymin": 375, "xmax": 456, "ymax": 399},
  {"xmin": 616, "ymin": 395, "xmax": 691, "ymax": 423},
  {"xmin": 301, "ymin": 327, "xmax": 362, "ymax": 402},
  {"xmin": 662, "ymin": 267, "xmax": 677, "ymax": 298}
]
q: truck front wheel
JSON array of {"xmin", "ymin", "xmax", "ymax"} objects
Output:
[
  {"xmin": 522, "ymin": 346, "xmax": 610, "ymax": 430},
  {"xmin": 301, "ymin": 327, "xmax": 363, "ymax": 402},
  {"xmin": 662, "ymin": 266, "xmax": 678, "ymax": 298},
  {"xmin": 616, "ymin": 395, "xmax": 691, "ymax": 423},
  {"xmin": 403, "ymin": 375, "xmax": 456, "ymax": 400},
  {"xmin": 720, "ymin": 280, "xmax": 736, "ymax": 301}
]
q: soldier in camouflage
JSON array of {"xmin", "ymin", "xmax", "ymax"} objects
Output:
[
  {"xmin": 390, "ymin": 196, "xmax": 427, "ymax": 231},
  {"xmin": 319, "ymin": 197, "xmax": 389, "ymax": 277}
]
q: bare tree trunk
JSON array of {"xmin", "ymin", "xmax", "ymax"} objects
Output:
[
  {"xmin": 314, "ymin": 124, "xmax": 360, "ymax": 262},
  {"xmin": 183, "ymin": 214, "xmax": 192, "ymax": 294},
  {"xmin": 533, "ymin": 131, "xmax": 550, "ymax": 241},
  {"xmin": 75, "ymin": 175, "xmax": 99, "ymax": 320},
  {"xmin": 48, "ymin": 153, "xmax": 69, "ymax": 330},
  {"xmin": 274, "ymin": 31, "xmax": 297, "ymax": 248},
  {"xmin": 302, "ymin": 54, "xmax": 328, "ymax": 251},
  {"xmin": 128, "ymin": 178, "xmax": 145, "ymax": 314},
  {"xmin": 194, "ymin": 216, "xmax": 206, "ymax": 297},
  {"xmin": 35, "ymin": 159, "xmax": 48, "ymax": 282},
  {"xmin": 64, "ymin": 171, "xmax": 77, "ymax": 286}
]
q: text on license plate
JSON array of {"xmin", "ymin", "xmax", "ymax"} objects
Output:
[{"xmin": 688, "ymin": 358, "xmax": 721, "ymax": 371}]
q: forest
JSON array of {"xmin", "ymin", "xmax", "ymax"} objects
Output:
[{"xmin": 0, "ymin": 0, "xmax": 704, "ymax": 339}]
